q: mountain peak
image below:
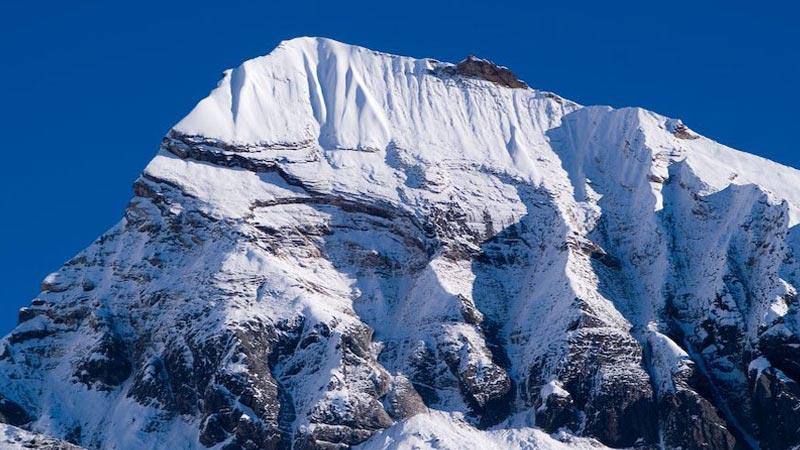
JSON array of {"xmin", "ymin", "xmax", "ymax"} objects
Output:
[
  {"xmin": 3, "ymin": 39, "xmax": 800, "ymax": 450},
  {"xmin": 173, "ymin": 37, "xmax": 537, "ymax": 149}
]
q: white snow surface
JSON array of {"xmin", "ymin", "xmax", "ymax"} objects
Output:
[
  {"xmin": 174, "ymin": 37, "xmax": 800, "ymax": 224},
  {"xmin": 354, "ymin": 411, "xmax": 606, "ymax": 450}
]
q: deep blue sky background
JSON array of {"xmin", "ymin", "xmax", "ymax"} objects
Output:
[{"xmin": 1, "ymin": 1, "xmax": 798, "ymax": 334}]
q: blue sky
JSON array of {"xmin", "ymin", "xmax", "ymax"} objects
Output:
[{"xmin": 0, "ymin": 0, "xmax": 798, "ymax": 334}]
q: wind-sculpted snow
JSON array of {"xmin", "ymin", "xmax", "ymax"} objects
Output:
[{"xmin": 1, "ymin": 37, "xmax": 799, "ymax": 449}]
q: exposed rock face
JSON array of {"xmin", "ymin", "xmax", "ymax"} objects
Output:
[
  {"xmin": 441, "ymin": 55, "xmax": 529, "ymax": 89},
  {"xmin": 0, "ymin": 396, "xmax": 31, "ymax": 427},
  {"xmin": 660, "ymin": 390, "xmax": 737, "ymax": 450},
  {"xmin": 1, "ymin": 37, "xmax": 799, "ymax": 449},
  {"xmin": 752, "ymin": 367, "xmax": 800, "ymax": 450}
]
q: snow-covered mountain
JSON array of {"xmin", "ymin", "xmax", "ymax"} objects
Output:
[{"xmin": 2, "ymin": 37, "xmax": 799, "ymax": 450}]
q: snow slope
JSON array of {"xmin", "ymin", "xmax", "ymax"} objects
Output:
[
  {"xmin": 1, "ymin": 37, "xmax": 799, "ymax": 450},
  {"xmin": 354, "ymin": 411, "xmax": 605, "ymax": 450},
  {"xmin": 0, "ymin": 423, "xmax": 84, "ymax": 449}
]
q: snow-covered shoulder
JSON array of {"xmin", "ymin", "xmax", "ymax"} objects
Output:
[
  {"xmin": 634, "ymin": 108, "xmax": 800, "ymax": 224},
  {"xmin": 684, "ymin": 136, "xmax": 800, "ymax": 224},
  {"xmin": 354, "ymin": 411, "xmax": 607, "ymax": 450}
]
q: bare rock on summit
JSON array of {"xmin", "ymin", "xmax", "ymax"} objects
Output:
[{"xmin": 443, "ymin": 55, "xmax": 529, "ymax": 88}]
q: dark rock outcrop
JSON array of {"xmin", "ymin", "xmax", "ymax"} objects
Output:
[
  {"xmin": 441, "ymin": 55, "xmax": 529, "ymax": 89},
  {"xmin": 752, "ymin": 367, "xmax": 800, "ymax": 450},
  {"xmin": 0, "ymin": 395, "xmax": 31, "ymax": 427},
  {"xmin": 660, "ymin": 389, "xmax": 737, "ymax": 450}
]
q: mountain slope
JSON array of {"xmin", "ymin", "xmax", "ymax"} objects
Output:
[
  {"xmin": 1, "ymin": 37, "xmax": 799, "ymax": 450},
  {"xmin": 0, "ymin": 423, "xmax": 84, "ymax": 450}
]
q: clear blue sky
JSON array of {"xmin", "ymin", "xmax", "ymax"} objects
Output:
[{"xmin": 1, "ymin": 1, "xmax": 798, "ymax": 334}]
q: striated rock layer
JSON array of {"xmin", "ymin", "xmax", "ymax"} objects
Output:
[{"xmin": 1, "ymin": 37, "xmax": 799, "ymax": 449}]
